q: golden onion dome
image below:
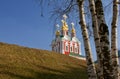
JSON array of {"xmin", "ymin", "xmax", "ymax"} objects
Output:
[
  {"xmin": 71, "ymin": 28, "xmax": 75, "ymax": 33},
  {"xmin": 56, "ymin": 30, "xmax": 60, "ymax": 36},
  {"xmin": 61, "ymin": 26, "xmax": 68, "ymax": 31},
  {"xmin": 61, "ymin": 20, "xmax": 68, "ymax": 31}
]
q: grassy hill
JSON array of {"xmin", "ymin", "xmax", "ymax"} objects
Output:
[{"xmin": 0, "ymin": 42, "xmax": 88, "ymax": 79}]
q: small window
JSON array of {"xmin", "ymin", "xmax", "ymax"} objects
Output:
[{"xmin": 66, "ymin": 46, "xmax": 68, "ymax": 51}]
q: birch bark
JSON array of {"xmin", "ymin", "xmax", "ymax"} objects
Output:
[
  {"xmin": 77, "ymin": 0, "xmax": 97, "ymax": 79},
  {"xmin": 95, "ymin": 0, "xmax": 113, "ymax": 79},
  {"xmin": 88, "ymin": 0, "xmax": 103, "ymax": 79},
  {"xmin": 111, "ymin": 0, "xmax": 120, "ymax": 79}
]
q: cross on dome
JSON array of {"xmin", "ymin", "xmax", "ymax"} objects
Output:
[
  {"xmin": 56, "ymin": 24, "xmax": 60, "ymax": 30},
  {"xmin": 56, "ymin": 24, "xmax": 59, "ymax": 28},
  {"xmin": 71, "ymin": 22, "xmax": 74, "ymax": 28},
  {"xmin": 63, "ymin": 14, "xmax": 67, "ymax": 21},
  {"xmin": 61, "ymin": 20, "xmax": 64, "ymax": 24}
]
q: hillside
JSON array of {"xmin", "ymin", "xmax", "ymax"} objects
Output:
[{"xmin": 0, "ymin": 42, "xmax": 88, "ymax": 79}]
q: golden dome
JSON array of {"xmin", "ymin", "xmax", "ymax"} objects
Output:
[
  {"xmin": 61, "ymin": 25, "xmax": 68, "ymax": 31},
  {"xmin": 71, "ymin": 22, "xmax": 76, "ymax": 33},
  {"xmin": 56, "ymin": 30, "xmax": 60, "ymax": 36},
  {"xmin": 71, "ymin": 28, "xmax": 75, "ymax": 33},
  {"xmin": 61, "ymin": 20, "xmax": 68, "ymax": 31}
]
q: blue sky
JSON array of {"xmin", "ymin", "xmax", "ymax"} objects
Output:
[
  {"xmin": 0, "ymin": 0, "xmax": 119, "ymax": 60},
  {"xmin": 0, "ymin": 0, "xmax": 54, "ymax": 50}
]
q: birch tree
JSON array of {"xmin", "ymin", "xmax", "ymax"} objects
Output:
[
  {"xmin": 111, "ymin": 0, "xmax": 120, "ymax": 79},
  {"xmin": 88, "ymin": 0, "xmax": 103, "ymax": 79},
  {"xmin": 77, "ymin": 0, "xmax": 97, "ymax": 79},
  {"xmin": 95, "ymin": 0, "xmax": 113, "ymax": 79}
]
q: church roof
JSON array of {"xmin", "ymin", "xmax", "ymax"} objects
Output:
[
  {"xmin": 71, "ymin": 37, "xmax": 80, "ymax": 43},
  {"xmin": 51, "ymin": 35, "xmax": 71, "ymax": 44},
  {"xmin": 60, "ymin": 35, "xmax": 71, "ymax": 41}
]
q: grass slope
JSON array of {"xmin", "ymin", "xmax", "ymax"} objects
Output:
[{"xmin": 0, "ymin": 42, "xmax": 88, "ymax": 79}]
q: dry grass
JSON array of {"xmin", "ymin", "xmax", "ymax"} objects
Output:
[{"xmin": 0, "ymin": 42, "xmax": 88, "ymax": 79}]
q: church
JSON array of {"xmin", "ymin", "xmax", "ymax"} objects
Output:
[{"xmin": 51, "ymin": 14, "xmax": 85, "ymax": 60}]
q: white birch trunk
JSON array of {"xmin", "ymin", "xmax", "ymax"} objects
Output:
[
  {"xmin": 88, "ymin": 0, "xmax": 103, "ymax": 79},
  {"xmin": 111, "ymin": 0, "xmax": 120, "ymax": 79},
  {"xmin": 77, "ymin": 0, "xmax": 97, "ymax": 79},
  {"xmin": 95, "ymin": 0, "xmax": 113, "ymax": 79}
]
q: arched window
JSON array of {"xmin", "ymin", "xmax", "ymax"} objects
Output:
[
  {"xmin": 76, "ymin": 48, "xmax": 77, "ymax": 53},
  {"xmin": 65, "ymin": 42, "xmax": 68, "ymax": 52}
]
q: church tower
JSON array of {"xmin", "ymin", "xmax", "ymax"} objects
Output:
[
  {"xmin": 51, "ymin": 14, "xmax": 82, "ymax": 58},
  {"xmin": 61, "ymin": 14, "xmax": 69, "ymax": 36}
]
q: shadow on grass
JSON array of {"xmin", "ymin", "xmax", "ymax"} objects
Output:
[
  {"xmin": 0, "ymin": 71, "xmax": 33, "ymax": 79},
  {"xmin": 0, "ymin": 64, "xmax": 88, "ymax": 79}
]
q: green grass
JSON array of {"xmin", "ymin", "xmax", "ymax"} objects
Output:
[{"xmin": 0, "ymin": 42, "xmax": 88, "ymax": 79}]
